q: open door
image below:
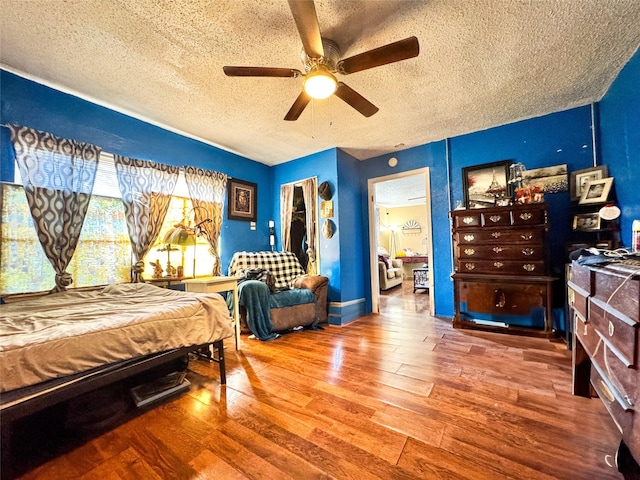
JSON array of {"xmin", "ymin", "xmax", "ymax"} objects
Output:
[{"xmin": 368, "ymin": 168, "xmax": 434, "ymax": 316}]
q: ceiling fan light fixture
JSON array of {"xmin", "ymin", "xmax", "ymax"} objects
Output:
[{"xmin": 304, "ymin": 69, "xmax": 337, "ymax": 99}]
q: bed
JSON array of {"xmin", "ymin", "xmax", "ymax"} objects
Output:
[{"xmin": 0, "ymin": 282, "xmax": 234, "ymax": 424}]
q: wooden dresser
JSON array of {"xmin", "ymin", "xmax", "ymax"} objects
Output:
[
  {"xmin": 451, "ymin": 203, "xmax": 556, "ymax": 337},
  {"xmin": 568, "ymin": 260, "xmax": 640, "ymax": 474}
]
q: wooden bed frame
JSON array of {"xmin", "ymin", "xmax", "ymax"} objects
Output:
[{"xmin": 1, "ymin": 340, "xmax": 226, "ymax": 478}]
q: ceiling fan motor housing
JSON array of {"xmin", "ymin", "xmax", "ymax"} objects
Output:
[{"xmin": 301, "ymin": 38, "xmax": 341, "ymax": 73}]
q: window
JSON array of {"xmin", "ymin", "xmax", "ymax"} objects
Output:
[{"xmin": 0, "ymin": 153, "xmax": 214, "ymax": 295}]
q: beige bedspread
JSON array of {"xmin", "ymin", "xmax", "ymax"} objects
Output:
[{"xmin": 0, "ymin": 283, "xmax": 234, "ymax": 392}]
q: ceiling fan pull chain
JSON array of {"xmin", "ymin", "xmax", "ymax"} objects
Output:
[{"xmin": 311, "ymin": 99, "xmax": 316, "ymax": 139}]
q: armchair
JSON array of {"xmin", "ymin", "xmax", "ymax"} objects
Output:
[{"xmin": 378, "ymin": 255, "xmax": 403, "ymax": 290}]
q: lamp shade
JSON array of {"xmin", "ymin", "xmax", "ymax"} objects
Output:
[{"xmin": 163, "ymin": 226, "xmax": 195, "ymax": 246}]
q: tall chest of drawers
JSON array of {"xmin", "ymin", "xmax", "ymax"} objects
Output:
[
  {"xmin": 568, "ymin": 260, "xmax": 640, "ymax": 475},
  {"xmin": 451, "ymin": 203, "xmax": 556, "ymax": 337}
]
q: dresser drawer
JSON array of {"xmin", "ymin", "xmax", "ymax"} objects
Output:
[
  {"xmin": 457, "ymin": 244, "xmax": 544, "ymax": 261},
  {"xmin": 458, "ymin": 280, "xmax": 547, "ymax": 316},
  {"xmin": 590, "ymin": 362, "xmax": 632, "ymax": 435},
  {"xmin": 457, "ymin": 260, "xmax": 545, "ymax": 275},
  {"xmin": 591, "ymin": 264, "xmax": 640, "ymax": 323},
  {"xmin": 511, "ymin": 207, "xmax": 547, "ymax": 226},
  {"xmin": 593, "ymin": 327, "xmax": 638, "ymax": 403},
  {"xmin": 589, "ymin": 299, "xmax": 638, "ymax": 367},
  {"xmin": 454, "ymin": 228, "xmax": 545, "ymax": 245},
  {"xmin": 570, "ymin": 262, "xmax": 593, "ymax": 295},
  {"xmin": 574, "ymin": 311, "xmax": 598, "ymax": 358},
  {"xmin": 481, "ymin": 211, "xmax": 510, "ymax": 227},
  {"xmin": 567, "ymin": 279, "xmax": 589, "ymax": 320},
  {"xmin": 453, "ymin": 213, "xmax": 481, "ymax": 228}
]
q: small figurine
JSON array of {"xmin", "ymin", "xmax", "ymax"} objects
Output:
[
  {"xmin": 150, "ymin": 259, "xmax": 163, "ymax": 279},
  {"xmin": 166, "ymin": 261, "xmax": 177, "ymax": 278}
]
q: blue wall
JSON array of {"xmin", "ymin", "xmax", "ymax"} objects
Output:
[
  {"xmin": 271, "ymin": 148, "xmax": 341, "ymax": 299},
  {"xmin": 357, "ymin": 141, "xmax": 451, "ymax": 316},
  {"xmin": 361, "ymin": 107, "xmax": 599, "ymax": 317},
  {"xmin": 3, "ymin": 47, "xmax": 639, "ymax": 322},
  {"xmin": 0, "ymin": 70, "xmax": 273, "ymax": 272},
  {"xmin": 449, "ymin": 106, "xmax": 595, "ymax": 281},
  {"xmin": 598, "ymin": 47, "xmax": 640, "ymax": 247}
]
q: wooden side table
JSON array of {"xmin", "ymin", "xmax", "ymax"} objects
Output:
[{"xmin": 182, "ymin": 276, "xmax": 241, "ymax": 350}]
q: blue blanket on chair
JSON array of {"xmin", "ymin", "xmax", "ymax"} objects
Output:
[
  {"xmin": 231, "ymin": 280, "xmax": 279, "ymax": 341},
  {"xmin": 227, "ymin": 280, "xmax": 316, "ymax": 341}
]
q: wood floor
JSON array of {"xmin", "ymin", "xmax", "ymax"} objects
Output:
[{"xmin": 8, "ymin": 281, "xmax": 623, "ymax": 479}]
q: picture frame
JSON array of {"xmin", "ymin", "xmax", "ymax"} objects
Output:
[
  {"xmin": 227, "ymin": 178, "xmax": 257, "ymax": 222},
  {"xmin": 578, "ymin": 177, "xmax": 613, "ymax": 205},
  {"xmin": 572, "ymin": 213, "xmax": 601, "ymax": 231},
  {"xmin": 522, "ymin": 164, "xmax": 568, "ymax": 193},
  {"xmin": 320, "ymin": 200, "xmax": 333, "ymax": 218},
  {"xmin": 462, "ymin": 160, "xmax": 512, "ymax": 209},
  {"xmin": 570, "ymin": 166, "xmax": 608, "ymax": 201}
]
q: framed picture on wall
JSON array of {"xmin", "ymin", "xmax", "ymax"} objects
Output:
[
  {"xmin": 462, "ymin": 160, "xmax": 512, "ymax": 209},
  {"xmin": 227, "ymin": 178, "xmax": 257, "ymax": 222},
  {"xmin": 570, "ymin": 166, "xmax": 608, "ymax": 201}
]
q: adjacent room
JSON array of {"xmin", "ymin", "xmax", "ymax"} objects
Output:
[{"xmin": 1, "ymin": 1, "xmax": 639, "ymax": 478}]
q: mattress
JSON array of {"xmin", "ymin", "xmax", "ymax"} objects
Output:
[{"xmin": 0, "ymin": 283, "xmax": 234, "ymax": 392}]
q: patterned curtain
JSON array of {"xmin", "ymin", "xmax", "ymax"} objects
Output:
[
  {"xmin": 280, "ymin": 184, "xmax": 294, "ymax": 252},
  {"xmin": 184, "ymin": 167, "xmax": 227, "ymax": 276},
  {"xmin": 8, "ymin": 125, "xmax": 101, "ymax": 292},
  {"xmin": 114, "ymin": 156, "xmax": 179, "ymax": 283},
  {"xmin": 301, "ymin": 177, "xmax": 318, "ymax": 274}
]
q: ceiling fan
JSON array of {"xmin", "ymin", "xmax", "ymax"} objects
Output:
[{"xmin": 223, "ymin": 0, "xmax": 420, "ymax": 121}]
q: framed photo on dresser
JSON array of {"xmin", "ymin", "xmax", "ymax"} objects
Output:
[{"xmin": 462, "ymin": 160, "xmax": 512, "ymax": 209}]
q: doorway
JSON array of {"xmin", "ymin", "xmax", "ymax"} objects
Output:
[{"xmin": 368, "ymin": 168, "xmax": 434, "ymax": 316}]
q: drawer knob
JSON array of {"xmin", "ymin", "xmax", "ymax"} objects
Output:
[
  {"xmin": 584, "ymin": 324, "xmax": 588, "ymax": 336},
  {"xmin": 493, "ymin": 262, "xmax": 504, "ymax": 268},
  {"xmin": 464, "ymin": 248, "xmax": 476, "ymax": 256},
  {"xmin": 523, "ymin": 264, "xmax": 536, "ymax": 272},
  {"xmin": 491, "ymin": 232, "xmax": 502, "ymax": 238},
  {"xmin": 492, "ymin": 246, "xmax": 504, "ymax": 253},
  {"xmin": 489, "ymin": 215, "xmax": 502, "ymax": 223},
  {"xmin": 464, "ymin": 263, "xmax": 476, "ymax": 270},
  {"xmin": 519, "ymin": 212, "xmax": 533, "ymax": 221},
  {"xmin": 464, "ymin": 234, "xmax": 475, "ymax": 242},
  {"xmin": 608, "ymin": 321, "xmax": 614, "ymax": 337},
  {"xmin": 599, "ymin": 380, "xmax": 616, "ymax": 404},
  {"xmin": 522, "ymin": 247, "xmax": 535, "ymax": 256},
  {"xmin": 520, "ymin": 233, "xmax": 533, "ymax": 240},
  {"xmin": 495, "ymin": 289, "xmax": 506, "ymax": 308},
  {"xmin": 463, "ymin": 216, "xmax": 475, "ymax": 225}
]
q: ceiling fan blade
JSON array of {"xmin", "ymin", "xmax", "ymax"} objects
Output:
[
  {"xmin": 334, "ymin": 82, "xmax": 379, "ymax": 117},
  {"xmin": 223, "ymin": 66, "xmax": 302, "ymax": 78},
  {"xmin": 284, "ymin": 90, "xmax": 312, "ymax": 121},
  {"xmin": 287, "ymin": 0, "xmax": 324, "ymax": 58},
  {"xmin": 337, "ymin": 36, "xmax": 420, "ymax": 75}
]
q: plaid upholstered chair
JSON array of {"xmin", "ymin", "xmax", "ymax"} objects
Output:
[{"xmin": 228, "ymin": 251, "xmax": 328, "ymax": 333}]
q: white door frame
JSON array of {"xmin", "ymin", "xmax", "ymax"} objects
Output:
[{"xmin": 368, "ymin": 167, "xmax": 434, "ymax": 315}]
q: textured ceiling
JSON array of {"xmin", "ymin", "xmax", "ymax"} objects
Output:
[
  {"xmin": 1, "ymin": 0, "xmax": 639, "ymax": 166},
  {"xmin": 375, "ymin": 174, "xmax": 427, "ymax": 208}
]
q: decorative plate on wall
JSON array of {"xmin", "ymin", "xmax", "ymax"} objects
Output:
[{"xmin": 402, "ymin": 220, "xmax": 421, "ymax": 231}]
